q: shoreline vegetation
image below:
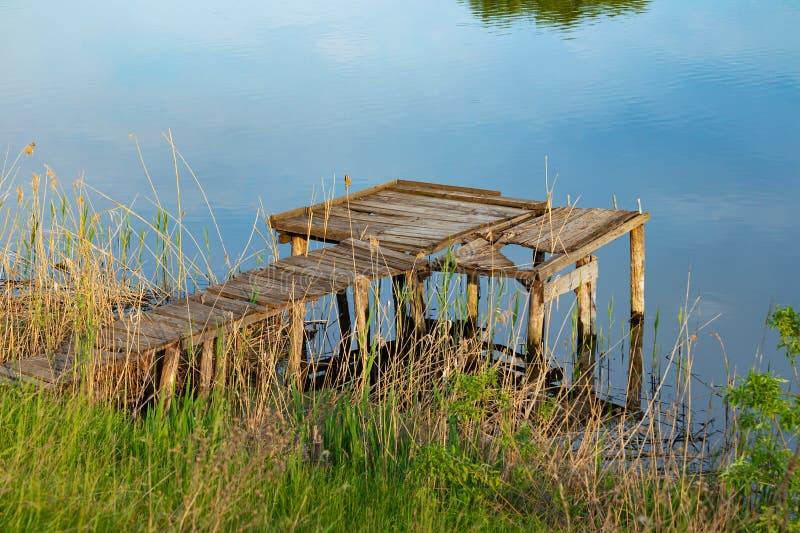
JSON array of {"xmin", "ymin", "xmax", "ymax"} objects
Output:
[{"xmin": 0, "ymin": 142, "xmax": 798, "ymax": 531}]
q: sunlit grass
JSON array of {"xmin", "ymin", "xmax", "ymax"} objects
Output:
[{"xmin": 0, "ymin": 139, "xmax": 776, "ymax": 531}]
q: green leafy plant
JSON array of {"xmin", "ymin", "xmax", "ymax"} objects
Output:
[{"xmin": 724, "ymin": 306, "xmax": 800, "ymax": 530}]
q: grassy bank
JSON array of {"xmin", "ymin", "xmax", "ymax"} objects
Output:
[{"xmin": 0, "ymin": 142, "xmax": 797, "ymax": 531}]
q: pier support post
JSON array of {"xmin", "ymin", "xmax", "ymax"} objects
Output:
[
  {"xmin": 198, "ymin": 338, "xmax": 214, "ymax": 398},
  {"xmin": 575, "ymin": 256, "xmax": 597, "ymax": 399},
  {"xmin": 289, "ymin": 235, "xmax": 308, "ymax": 388},
  {"xmin": 466, "ymin": 274, "xmax": 479, "ymax": 334},
  {"xmin": 407, "ymin": 272, "xmax": 428, "ymax": 338},
  {"xmin": 526, "ymin": 278, "xmax": 546, "ymax": 376},
  {"xmin": 627, "ymin": 225, "xmax": 645, "ymax": 412},
  {"xmin": 392, "ymin": 274, "xmax": 408, "ymax": 343},
  {"xmin": 159, "ymin": 343, "xmax": 181, "ymax": 410},
  {"xmin": 336, "ymin": 290, "xmax": 351, "ymax": 360},
  {"xmin": 353, "ymin": 275, "xmax": 371, "ymax": 387}
]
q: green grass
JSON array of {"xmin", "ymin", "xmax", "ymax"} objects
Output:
[
  {"xmin": 2, "ymin": 140, "xmax": 796, "ymax": 531},
  {"xmin": 0, "ymin": 386, "xmax": 550, "ymax": 532}
]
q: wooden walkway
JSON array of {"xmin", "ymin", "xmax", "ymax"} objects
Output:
[{"xmin": 0, "ymin": 180, "xmax": 649, "ymax": 410}]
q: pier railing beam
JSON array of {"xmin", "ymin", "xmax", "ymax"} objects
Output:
[
  {"xmin": 575, "ymin": 256, "xmax": 597, "ymax": 400},
  {"xmin": 626, "ymin": 224, "xmax": 645, "ymax": 412},
  {"xmin": 289, "ymin": 234, "xmax": 308, "ymax": 388}
]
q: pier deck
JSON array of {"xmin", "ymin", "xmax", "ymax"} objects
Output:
[{"xmin": 1, "ymin": 180, "xmax": 648, "ymax": 410}]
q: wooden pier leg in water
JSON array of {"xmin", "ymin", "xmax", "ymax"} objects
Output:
[
  {"xmin": 526, "ymin": 278, "xmax": 545, "ymax": 377},
  {"xmin": 392, "ymin": 274, "xmax": 408, "ymax": 344},
  {"xmin": 467, "ymin": 274, "xmax": 479, "ymax": 335},
  {"xmin": 575, "ymin": 256, "xmax": 597, "ymax": 399},
  {"xmin": 289, "ymin": 234, "xmax": 308, "ymax": 388},
  {"xmin": 407, "ymin": 272, "xmax": 427, "ymax": 338},
  {"xmin": 627, "ymin": 225, "xmax": 645, "ymax": 412},
  {"xmin": 159, "ymin": 344, "xmax": 181, "ymax": 410},
  {"xmin": 336, "ymin": 290, "xmax": 351, "ymax": 360},
  {"xmin": 353, "ymin": 275, "xmax": 371, "ymax": 388},
  {"xmin": 198, "ymin": 338, "xmax": 214, "ymax": 398}
]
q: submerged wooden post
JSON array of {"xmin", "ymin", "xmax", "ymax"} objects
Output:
[
  {"xmin": 159, "ymin": 343, "xmax": 181, "ymax": 409},
  {"xmin": 198, "ymin": 338, "xmax": 214, "ymax": 398},
  {"xmin": 575, "ymin": 256, "xmax": 597, "ymax": 398},
  {"xmin": 289, "ymin": 234, "xmax": 308, "ymax": 387},
  {"xmin": 526, "ymin": 278, "xmax": 545, "ymax": 375},
  {"xmin": 466, "ymin": 274, "xmax": 479, "ymax": 333},
  {"xmin": 627, "ymin": 225, "xmax": 645, "ymax": 412},
  {"xmin": 335, "ymin": 290, "xmax": 351, "ymax": 359}
]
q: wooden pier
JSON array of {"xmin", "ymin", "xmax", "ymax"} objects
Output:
[{"xmin": 0, "ymin": 180, "xmax": 648, "ymax": 411}]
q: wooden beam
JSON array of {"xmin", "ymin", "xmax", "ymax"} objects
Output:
[
  {"xmin": 627, "ymin": 224, "xmax": 645, "ymax": 412},
  {"xmin": 574, "ymin": 256, "xmax": 597, "ymax": 399}
]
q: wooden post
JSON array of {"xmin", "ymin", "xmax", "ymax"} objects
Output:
[
  {"xmin": 575, "ymin": 256, "xmax": 597, "ymax": 398},
  {"xmin": 214, "ymin": 334, "xmax": 227, "ymax": 393},
  {"xmin": 526, "ymin": 278, "xmax": 545, "ymax": 375},
  {"xmin": 466, "ymin": 274, "xmax": 479, "ymax": 334},
  {"xmin": 407, "ymin": 272, "xmax": 427, "ymax": 338},
  {"xmin": 392, "ymin": 274, "xmax": 407, "ymax": 341},
  {"xmin": 627, "ymin": 225, "xmax": 645, "ymax": 412},
  {"xmin": 198, "ymin": 338, "xmax": 214, "ymax": 398},
  {"xmin": 159, "ymin": 344, "xmax": 181, "ymax": 410},
  {"xmin": 336, "ymin": 290, "xmax": 351, "ymax": 359},
  {"xmin": 289, "ymin": 235, "xmax": 308, "ymax": 387},
  {"xmin": 353, "ymin": 275, "xmax": 371, "ymax": 386}
]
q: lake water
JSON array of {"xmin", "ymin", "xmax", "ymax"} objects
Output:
[{"xmin": 2, "ymin": 0, "xmax": 799, "ymax": 402}]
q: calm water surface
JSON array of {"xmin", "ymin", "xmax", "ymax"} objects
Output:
[{"xmin": 1, "ymin": 0, "xmax": 799, "ymax": 397}]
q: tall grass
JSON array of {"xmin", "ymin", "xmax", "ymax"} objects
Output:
[{"xmin": 0, "ymin": 141, "xmax": 781, "ymax": 531}]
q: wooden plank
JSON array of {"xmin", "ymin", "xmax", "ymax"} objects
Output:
[
  {"xmin": 152, "ymin": 300, "xmax": 233, "ymax": 328},
  {"xmin": 192, "ymin": 292, "xmax": 265, "ymax": 315},
  {"xmin": 269, "ymin": 180, "xmax": 398, "ymax": 226},
  {"xmin": 529, "ymin": 213, "xmax": 649, "ymax": 280},
  {"xmin": 389, "ymin": 182, "xmax": 546, "ymax": 211},
  {"xmin": 543, "ymin": 260, "xmax": 599, "ymax": 302},
  {"xmin": 503, "ymin": 207, "xmax": 592, "ymax": 249},
  {"xmin": 538, "ymin": 209, "xmax": 633, "ymax": 254},
  {"xmin": 9, "ymin": 357, "xmax": 59, "ymax": 383},
  {"xmin": 394, "ymin": 179, "xmax": 501, "ymax": 196},
  {"xmin": 368, "ymin": 191, "xmax": 526, "ymax": 220},
  {"xmin": 0, "ymin": 363, "xmax": 51, "ymax": 387}
]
